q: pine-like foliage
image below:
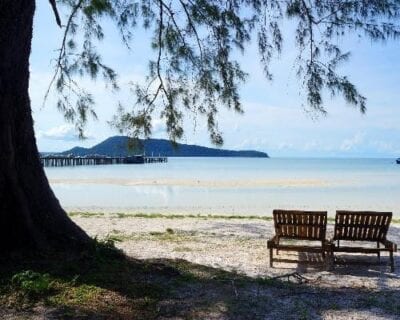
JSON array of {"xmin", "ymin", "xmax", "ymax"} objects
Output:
[{"xmin": 46, "ymin": 0, "xmax": 400, "ymax": 144}]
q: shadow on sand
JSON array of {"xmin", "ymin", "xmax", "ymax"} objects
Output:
[{"xmin": 1, "ymin": 241, "xmax": 399, "ymax": 320}]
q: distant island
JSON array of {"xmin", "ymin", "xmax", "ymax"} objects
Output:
[{"xmin": 60, "ymin": 136, "xmax": 269, "ymax": 158}]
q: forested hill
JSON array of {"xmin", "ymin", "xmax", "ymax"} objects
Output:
[{"xmin": 61, "ymin": 136, "xmax": 269, "ymax": 158}]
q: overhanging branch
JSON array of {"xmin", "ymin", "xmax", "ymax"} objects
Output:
[{"xmin": 49, "ymin": 0, "xmax": 62, "ymax": 27}]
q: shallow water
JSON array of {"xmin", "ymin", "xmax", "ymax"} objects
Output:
[{"xmin": 45, "ymin": 157, "xmax": 400, "ymax": 216}]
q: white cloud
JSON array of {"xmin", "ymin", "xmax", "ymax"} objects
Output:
[
  {"xmin": 370, "ymin": 140, "xmax": 400, "ymax": 155},
  {"xmin": 38, "ymin": 124, "xmax": 94, "ymax": 141},
  {"xmin": 233, "ymin": 138, "xmax": 269, "ymax": 150},
  {"xmin": 340, "ymin": 132, "xmax": 365, "ymax": 151},
  {"xmin": 29, "ymin": 2, "xmax": 400, "ymax": 157},
  {"xmin": 303, "ymin": 140, "xmax": 319, "ymax": 151},
  {"xmin": 277, "ymin": 142, "xmax": 294, "ymax": 150}
]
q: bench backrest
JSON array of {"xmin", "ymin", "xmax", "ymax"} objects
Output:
[
  {"xmin": 273, "ymin": 210, "xmax": 327, "ymax": 241},
  {"xmin": 333, "ymin": 211, "xmax": 392, "ymax": 242}
]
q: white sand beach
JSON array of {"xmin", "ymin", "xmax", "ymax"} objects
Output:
[{"xmin": 71, "ymin": 213, "xmax": 400, "ymax": 291}]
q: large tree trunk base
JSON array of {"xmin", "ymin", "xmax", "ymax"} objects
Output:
[{"xmin": 0, "ymin": 0, "xmax": 91, "ymax": 254}]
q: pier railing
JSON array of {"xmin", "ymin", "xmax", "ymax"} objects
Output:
[{"xmin": 40, "ymin": 155, "xmax": 167, "ymax": 167}]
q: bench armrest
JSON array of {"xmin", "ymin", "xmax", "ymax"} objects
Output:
[
  {"xmin": 384, "ymin": 240, "xmax": 398, "ymax": 252},
  {"xmin": 267, "ymin": 235, "xmax": 279, "ymax": 248}
]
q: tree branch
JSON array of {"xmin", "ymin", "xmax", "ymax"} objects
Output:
[
  {"xmin": 179, "ymin": 0, "xmax": 204, "ymax": 61},
  {"xmin": 49, "ymin": 0, "xmax": 62, "ymax": 27},
  {"xmin": 157, "ymin": 0, "xmax": 169, "ymax": 103},
  {"xmin": 44, "ymin": 0, "xmax": 84, "ymax": 104}
]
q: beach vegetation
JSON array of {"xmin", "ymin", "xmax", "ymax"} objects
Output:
[
  {"xmin": 1, "ymin": 240, "xmax": 400, "ymax": 318},
  {"xmin": 173, "ymin": 246, "xmax": 194, "ymax": 253},
  {"xmin": 1, "ymin": 1, "xmax": 400, "ymax": 254},
  {"xmin": 104, "ymin": 234, "xmax": 126, "ymax": 243},
  {"xmin": 68, "ymin": 211, "xmax": 275, "ymax": 221},
  {"xmin": 68, "ymin": 212, "xmax": 400, "ymax": 224},
  {"xmin": 11, "ymin": 270, "xmax": 54, "ymax": 298},
  {"xmin": 148, "ymin": 230, "xmax": 197, "ymax": 242},
  {"xmin": 68, "ymin": 212, "xmax": 105, "ymax": 218},
  {"xmin": 102, "ymin": 229, "xmax": 198, "ymax": 243}
]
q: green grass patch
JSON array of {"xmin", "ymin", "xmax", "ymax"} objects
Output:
[
  {"xmin": 49, "ymin": 283, "xmax": 103, "ymax": 306},
  {"xmin": 68, "ymin": 212, "xmax": 105, "ymax": 218},
  {"xmin": 148, "ymin": 230, "xmax": 197, "ymax": 242},
  {"xmin": 69, "ymin": 211, "xmax": 274, "ymax": 221},
  {"xmin": 104, "ymin": 233, "xmax": 133, "ymax": 242},
  {"xmin": 173, "ymin": 246, "xmax": 194, "ymax": 252},
  {"xmin": 68, "ymin": 211, "xmax": 400, "ymax": 224},
  {"xmin": 1, "ymin": 239, "xmax": 400, "ymax": 319},
  {"xmin": 11, "ymin": 270, "xmax": 54, "ymax": 298},
  {"xmin": 103, "ymin": 228, "xmax": 198, "ymax": 243}
]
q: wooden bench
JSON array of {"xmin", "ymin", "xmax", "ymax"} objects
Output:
[
  {"xmin": 331, "ymin": 211, "xmax": 397, "ymax": 272},
  {"xmin": 267, "ymin": 210, "xmax": 329, "ymax": 267}
]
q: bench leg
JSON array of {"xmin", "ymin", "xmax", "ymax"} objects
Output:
[
  {"xmin": 324, "ymin": 250, "xmax": 329, "ymax": 270},
  {"xmin": 276, "ymin": 238, "xmax": 280, "ymax": 255},
  {"xmin": 390, "ymin": 251, "xmax": 394, "ymax": 272},
  {"xmin": 269, "ymin": 247, "xmax": 273, "ymax": 268},
  {"xmin": 327, "ymin": 248, "xmax": 335, "ymax": 270},
  {"xmin": 327, "ymin": 245, "xmax": 334, "ymax": 270},
  {"xmin": 377, "ymin": 242, "xmax": 380, "ymax": 262}
]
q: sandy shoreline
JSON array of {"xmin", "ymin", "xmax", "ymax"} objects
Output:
[
  {"xmin": 66, "ymin": 205, "xmax": 400, "ymax": 218},
  {"xmin": 50, "ymin": 177, "xmax": 333, "ymax": 188},
  {"xmin": 71, "ymin": 213, "xmax": 400, "ymax": 291}
]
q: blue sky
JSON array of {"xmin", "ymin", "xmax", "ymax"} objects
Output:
[{"xmin": 30, "ymin": 1, "xmax": 400, "ymax": 157}]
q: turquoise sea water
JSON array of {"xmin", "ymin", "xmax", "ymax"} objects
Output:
[{"xmin": 45, "ymin": 157, "xmax": 400, "ymax": 217}]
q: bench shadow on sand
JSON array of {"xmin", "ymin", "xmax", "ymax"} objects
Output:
[
  {"xmin": 2, "ymin": 222, "xmax": 400, "ymax": 319},
  {"xmin": 3, "ymin": 254, "xmax": 400, "ymax": 320}
]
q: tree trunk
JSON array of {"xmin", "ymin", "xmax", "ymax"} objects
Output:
[{"xmin": 0, "ymin": 0, "xmax": 90, "ymax": 253}]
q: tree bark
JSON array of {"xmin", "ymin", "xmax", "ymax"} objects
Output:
[{"xmin": 0, "ymin": 0, "xmax": 90, "ymax": 253}]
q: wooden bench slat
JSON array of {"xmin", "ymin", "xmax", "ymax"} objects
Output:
[
  {"xmin": 332, "ymin": 210, "xmax": 396, "ymax": 272},
  {"xmin": 269, "ymin": 210, "xmax": 397, "ymax": 272},
  {"xmin": 334, "ymin": 211, "xmax": 392, "ymax": 242},
  {"xmin": 268, "ymin": 210, "xmax": 328, "ymax": 268},
  {"xmin": 332, "ymin": 246, "xmax": 393, "ymax": 254},
  {"xmin": 269, "ymin": 245, "xmax": 326, "ymax": 253}
]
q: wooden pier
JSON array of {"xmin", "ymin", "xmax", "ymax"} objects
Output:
[
  {"xmin": 40, "ymin": 155, "xmax": 167, "ymax": 167},
  {"xmin": 144, "ymin": 156, "xmax": 168, "ymax": 163}
]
